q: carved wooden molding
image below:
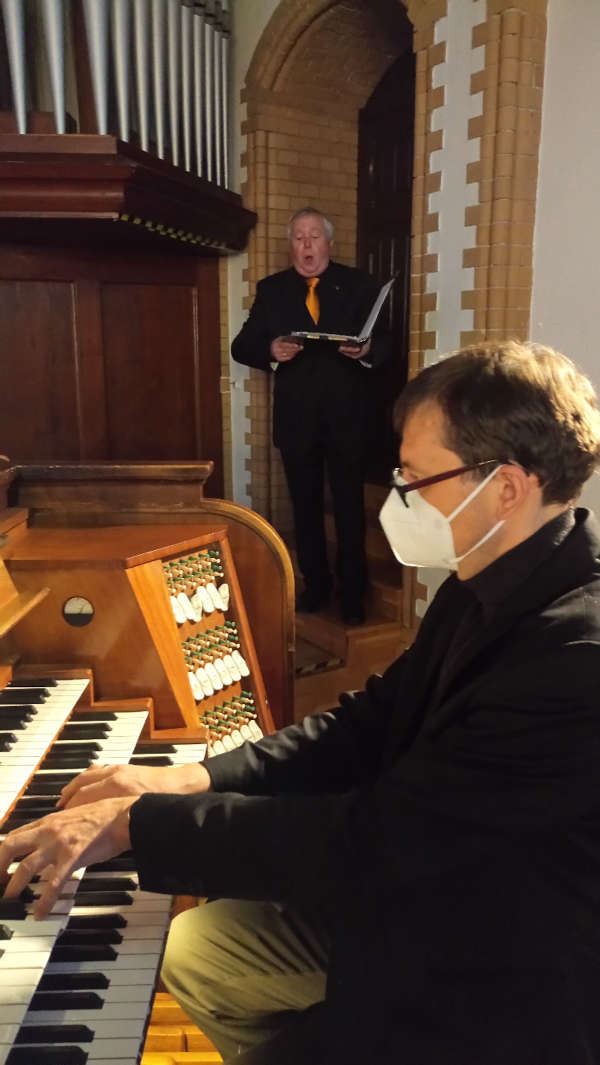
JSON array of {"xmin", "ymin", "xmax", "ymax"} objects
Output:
[{"xmin": 0, "ymin": 135, "xmax": 256, "ymax": 253}]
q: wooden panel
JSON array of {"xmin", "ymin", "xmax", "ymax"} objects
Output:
[
  {"xmin": 0, "ymin": 248, "xmax": 224, "ymax": 484},
  {"xmin": 101, "ymin": 283, "xmax": 200, "ymax": 460},
  {"xmin": 0, "ymin": 280, "xmax": 80, "ymax": 460},
  {"xmin": 192, "ymin": 259, "xmax": 223, "ymax": 497}
]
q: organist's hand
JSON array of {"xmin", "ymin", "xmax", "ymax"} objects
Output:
[
  {"xmin": 57, "ymin": 761, "xmax": 211, "ymax": 809},
  {"xmin": 0, "ymin": 796, "xmax": 134, "ymax": 920}
]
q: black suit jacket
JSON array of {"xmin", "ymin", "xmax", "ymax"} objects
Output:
[
  {"xmin": 231, "ymin": 261, "xmax": 390, "ymax": 451},
  {"xmin": 131, "ymin": 509, "xmax": 600, "ymax": 1064}
]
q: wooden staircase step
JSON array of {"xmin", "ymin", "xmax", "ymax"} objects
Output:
[{"xmin": 294, "ymin": 617, "xmax": 413, "ymax": 719}]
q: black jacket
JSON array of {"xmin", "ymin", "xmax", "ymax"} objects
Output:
[
  {"xmin": 131, "ymin": 509, "xmax": 600, "ymax": 1064},
  {"xmin": 230, "ymin": 261, "xmax": 390, "ymax": 451}
]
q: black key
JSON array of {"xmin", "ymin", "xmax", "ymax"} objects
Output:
[
  {"xmin": 0, "ymin": 690, "xmax": 47, "ymax": 703},
  {"xmin": 67, "ymin": 913, "xmax": 127, "ymax": 929},
  {"xmin": 24, "ymin": 781, "xmax": 65, "ymax": 796},
  {"xmin": 32, "ymin": 772, "xmax": 79, "ymax": 783},
  {"xmin": 42, "ymin": 755, "xmax": 96, "ymax": 770},
  {"xmin": 60, "ymin": 724, "xmax": 110, "ymax": 739},
  {"xmin": 49, "ymin": 944, "xmax": 118, "ymax": 963},
  {"xmin": 58, "ymin": 929, "xmax": 123, "ymax": 946},
  {"xmin": 129, "ymin": 755, "xmax": 172, "ymax": 766},
  {"xmin": 38, "ymin": 972, "xmax": 109, "ymax": 991},
  {"xmin": 72, "ymin": 891, "xmax": 133, "ymax": 907},
  {"xmin": 0, "ymin": 885, "xmax": 36, "ymax": 902},
  {"xmin": 25, "ymin": 774, "xmax": 78, "ymax": 796},
  {"xmin": 29, "ymin": 991, "xmax": 104, "ymax": 1011},
  {"xmin": 0, "ymin": 900, "xmax": 28, "ymax": 919},
  {"xmin": 78, "ymin": 876, "xmax": 137, "ymax": 893},
  {"xmin": 71, "ymin": 710, "xmax": 118, "ymax": 721},
  {"xmin": 16, "ymin": 1023, "xmax": 94, "ymax": 1043},
  {"xmin": 9, "ymin": 677, "xmax": 57, "ymax": 687},
  {"xmin": 52, "ymin": 742, "xmax": 102, "ymax": 754},
  {"xmin": 7, "ymin": 1047, "xmax": 88, "ymax": 1065},
  {"xmin": 1, "ymin": 816, "xmax": 43, "ymax": 832},
  {"xmin": 133, "ymin": 743, "xmax": 177, "ymax": 754},
  {"xmin": 86, "ymin": 853, "xmax": 135, "ymax": 874},
  {"xmin": 14, "ymin": 798, "xmax": 60, "ymax": 812},
  {"xmin": 0, "ymin": 732, "xmax": 16, "ymax": 751},
  {"xmin": 0, "ymin": 923, "xmax": 13, "ymax": 939},
  {"xmin": 0, "ymin": 711, "xmax": 35, "ymax": 726}
]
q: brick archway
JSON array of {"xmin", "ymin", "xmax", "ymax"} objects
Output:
[
  {"xmin": 236, "ymin": 0, "xmax": 547, "ymax": 621},
  {"xmin": 240, "ymin": 0, "xmax": 442, "ymax": 537}
]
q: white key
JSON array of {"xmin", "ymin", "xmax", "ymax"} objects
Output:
[
  {"xmin": 169, "ymin": 594, "xmax": 186, "ymax": 624},
  {"xmin": 24, "ymin": 1001, "xmax": 150, "ymax": 1023},
  {"xmin": 197, "ymin": 585, "xmax": 214, "ymax": 614},
  {"xmin": 195, "ymin": 667, "xmax": 214, "ymax": 697},
  {"xmin": 206, "ymin": 582, "xmax": 225, "ymax": 611},
  {"xmin": 177, "ymin": 591, "xmax": 198, "ymax": 623},
  {"xmin": 223, "ymin": 653, "xmax": 241, "ymax": 682},
  {"xmin": 204, "ymin": 662, "xmax": 222, "ymax": 690},
  {"xmin": 232, "ymin": 649, "xmax": 251, "ymax": 677}
]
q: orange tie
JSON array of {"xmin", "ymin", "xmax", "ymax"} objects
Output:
[{"xmin": 305, "ymin": 277, "xmax": 320, "ymax": 324}]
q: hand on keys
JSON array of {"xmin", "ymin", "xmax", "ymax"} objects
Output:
[
  {"xmin": 0, "ymin": 795, "xmax": 134, "ymax": 919},
  {"xmin": 57, "ymin": 761, "xmax": 211, "ymax": 809}
]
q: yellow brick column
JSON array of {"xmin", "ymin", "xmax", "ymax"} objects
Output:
[{"xmin": 461, "ymin": 1, "xmax": 547, "ymax": 345}]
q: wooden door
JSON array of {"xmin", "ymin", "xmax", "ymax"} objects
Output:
[{"xmin": 357, "ymin": 48, "xmax": 415, "ymax": 483}]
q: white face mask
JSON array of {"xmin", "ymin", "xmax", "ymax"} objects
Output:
[{"xmin": 379, "ymin": 465, "xmax": 504, "ymax": 570}]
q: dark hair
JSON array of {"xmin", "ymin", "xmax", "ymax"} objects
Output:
[{"xmin": 393, "ymin": 341, "xmax": 600, "ymax": 504}]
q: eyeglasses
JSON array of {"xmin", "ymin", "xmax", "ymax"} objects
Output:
[{"xmin": 391, "ymin": 460, "xmax": 500, "ymax": 508}]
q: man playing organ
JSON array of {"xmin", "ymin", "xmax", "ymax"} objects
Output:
[{"xmin": 2, "ymin": 340, "xmax": 600, "ymax": 1065}]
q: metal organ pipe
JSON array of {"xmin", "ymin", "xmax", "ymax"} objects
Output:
[
  {"xmin": 41, "ymin": 0, "xmax": 66, "ymax": 134},
  {"xmin": 111, "ymin": 0, "xmax": 131, "ymax": 142},
  {"xmin": 151, "ymin": 0, "xmax": 167, "ymax": 159},
  {"xmin": 1, "ymin": 0, "xmax": 27, "ymax": 133},
  {"xmin": 167, "ymin": 0, "xmax": 181, "ymax": 167},
  {"xmin": 0, "ymin": 0, "xmax": 230, "ymax": 189},
  {"xmin": 203, "ymin": 0, "xmax": 215, "ymax": 183},
  {"xmin": 82, "ymin": 0, "xmax": 109, "ymax": 135},
  {"xmin": 133, "ymin": 0, "xmax": 151, "ymax": 152},
  {"xmin": 181, "ymin": 0, "xmax": 193, "ymax": 172},
  {"xmin": 221, "ymin": 0, "xmax": 230, "ymax": 189},
  {"xmin": 192, "ymin": 1, "xmax": 205, "ymax": 178}
]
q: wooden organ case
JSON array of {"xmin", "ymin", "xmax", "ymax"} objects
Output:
[{"xmin": 0, "ymin": 462, "xmax": 294, "ymax": 1065}]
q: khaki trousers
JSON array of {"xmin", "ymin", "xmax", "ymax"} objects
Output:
[{"xmin": 161, "ymin": 898, "xmax": 330, "ymax": 1064}]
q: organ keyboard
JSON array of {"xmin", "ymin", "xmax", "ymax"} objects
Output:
[
  {"xmin": 0, "ymin": 496, "xmax": 285, "ymax": 1064},
  {"xmin": 0, "ymin": 688, "xmax": 211, "ymax": 1065}
]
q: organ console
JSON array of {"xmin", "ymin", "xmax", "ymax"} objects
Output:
[{"xmin": 0, "ymin": 459, "xmax": 295, "ymax": 1064}]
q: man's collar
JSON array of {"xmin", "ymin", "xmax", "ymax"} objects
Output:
[
  {"xmin": 292, "ymin": 261, "xmax": 334, "ymax": 283},
  {"xmin": 464, "ymin": 507, "xmax": 577, "ymax": 617}
]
